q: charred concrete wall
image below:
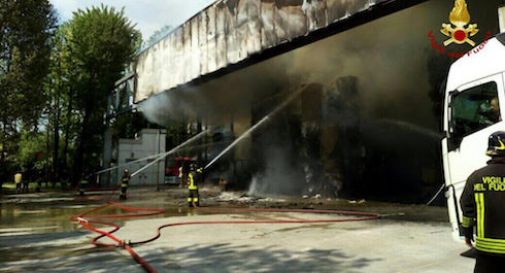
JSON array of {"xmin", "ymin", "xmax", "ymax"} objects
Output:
[{"xmin": 134, "ymin": 0, "xmax": 403, "ymax": 102}]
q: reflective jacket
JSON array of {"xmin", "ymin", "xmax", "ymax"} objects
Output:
[
  {"xmin": 460, "ymin": 158, "xmax": 505, "ymax": 255},
  {"xmin": 188, "ymin": 168, "xmax": 203, "ymax": 190},
  {"xmin": 14, "ymin": 173, "xmax": 22, "ymax": 184}
]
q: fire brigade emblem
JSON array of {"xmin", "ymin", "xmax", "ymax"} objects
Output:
[{"xmin": 440, "ymin": 0, "xmax": 479, "ymax": 46}]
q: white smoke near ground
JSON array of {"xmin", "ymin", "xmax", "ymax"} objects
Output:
[{"xmin": 247, "ymin": 146, "xmax": 304, "ymax": 196}]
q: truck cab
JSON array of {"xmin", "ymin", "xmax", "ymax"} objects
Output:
[{"xmin": 443, "ymin": 32, "xmax": 505, "ymax": 240}]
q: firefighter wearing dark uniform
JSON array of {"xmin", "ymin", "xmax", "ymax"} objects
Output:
[
  {"xmin": 119, "ymin": 169, "xmax": 130, "ymax": 200},
  {"xmin": 187, "ymin": 165, "xmax": 202, "ymax": 207},
  {"xmin": 460, "ymin": 131, "xmax": 505, "ymax": 273}
]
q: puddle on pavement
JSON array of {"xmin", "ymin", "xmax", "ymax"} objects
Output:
[
  {"xmin": 0, "ymin": 194, "xmax": 220, "ymax": 235},
  {"xmin": 0, "ymin": 190, "xmax": 449, "ymax": 235},
  {"xmin": 0, "ymin": 193, "xmax": 193, "ymax": 265}
]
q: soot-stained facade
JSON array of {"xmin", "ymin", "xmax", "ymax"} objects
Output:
[{"xmin": 133, "ymin": 0, "xmax": 427, "ymax": 103}]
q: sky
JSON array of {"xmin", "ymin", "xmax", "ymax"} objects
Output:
[{"xmin": 50, "ymin": 0, "xmax": 215, "ymax": 40}]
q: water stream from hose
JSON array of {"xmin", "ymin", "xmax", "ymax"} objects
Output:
[{"xmin": 204, "ymin": 86, "xmax": 305, "ymax": 170}]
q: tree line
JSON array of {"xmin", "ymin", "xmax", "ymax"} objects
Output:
[{"xmin": 0, "ymin": 1, "xmax": 141, "ymax": 186}]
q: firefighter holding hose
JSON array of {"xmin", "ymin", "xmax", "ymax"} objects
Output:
[
  {"xmin": 460, "ymin": 131, "xmax": 505, "ymax": 273},
  {"xmin": 187, "ymin": 164, "xmax": 203, "ymax": 207},
  {"xmin": 119, "ymin": 169, "xmax": 130, "ymax": 200}
]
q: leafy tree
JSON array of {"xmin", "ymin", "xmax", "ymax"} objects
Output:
[
  {"xmin": 0, "ymin": 0, "xmax": 56, "ymax": 129},
  {"xmin": 15, "ymin": 130, "xmax": 47, "ymax": 176},
  {"xmin": 0, "ymin": 0, "xmax": 56, "ymax": 182},
  {"xmin": 64, "ymin": 5, "xmax": 141, "ymax": 182},
  {"xmin": 44, "ymin": 23, "xmax": 78, "ymax": 182}
]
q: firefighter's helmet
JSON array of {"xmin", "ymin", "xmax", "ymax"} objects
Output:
[
  {"xmin": 486, "ymin": 131, "xmax": 505, "ymax": 157},
  {"xmin": 124, "ymin": 169, "xmax": 129, "ymax": 174}
]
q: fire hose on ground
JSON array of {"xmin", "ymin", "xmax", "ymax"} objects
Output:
[{"xmin": 72, "ymin": 202, "xmax": 381, "ymax": 273}]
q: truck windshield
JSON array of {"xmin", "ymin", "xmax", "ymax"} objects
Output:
[{"xmin": 450, "ymin": 81, "xmax": 500, "ymax": 138}]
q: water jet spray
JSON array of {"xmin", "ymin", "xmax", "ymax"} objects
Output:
[
  {"xmin": 131, "ymin": 130, "xmax": 209, "ymax": 177},
  {"xmin": 204, "ymin": 86, "xmax": 306, "ymax": 170}
]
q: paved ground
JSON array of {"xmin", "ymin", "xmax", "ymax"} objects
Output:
[{"xmin": 0, "ymin": 188, "xmax": 474, "ymax": 273}]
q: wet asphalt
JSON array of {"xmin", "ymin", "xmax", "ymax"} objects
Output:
[{"xmin": 0, "ymin": 187, "xmax": 463, "ymax": 273}]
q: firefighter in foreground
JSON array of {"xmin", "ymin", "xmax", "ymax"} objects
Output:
[
  {"xmin": 119, "ymin": 169, "xmax": 130, "ymax": 200},
  {"xmin": 460, "ymin": 131, "xmax": 505, "ymax": 272},
  {"xmin": 187, "ymin": 164, "xmax": 203, "ymax": 207}
]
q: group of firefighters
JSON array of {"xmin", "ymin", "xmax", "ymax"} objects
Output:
[{"xmin": 117, "ymin": 160, "xmax": 203, "ymax": 208}]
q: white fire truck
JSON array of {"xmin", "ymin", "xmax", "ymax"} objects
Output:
[{"xmin": 443, "ymin": 19, "xmax": 505, "ymax": 240}]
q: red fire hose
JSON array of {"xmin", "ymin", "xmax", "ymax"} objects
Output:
[{"xmin": 73, "ymin": 202, "xmax": 380, "ymax": 273}]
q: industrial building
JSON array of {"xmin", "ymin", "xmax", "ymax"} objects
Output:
[{"xmin": 107, "ymin": 0, "xmax": 502, "ymax": 202}]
